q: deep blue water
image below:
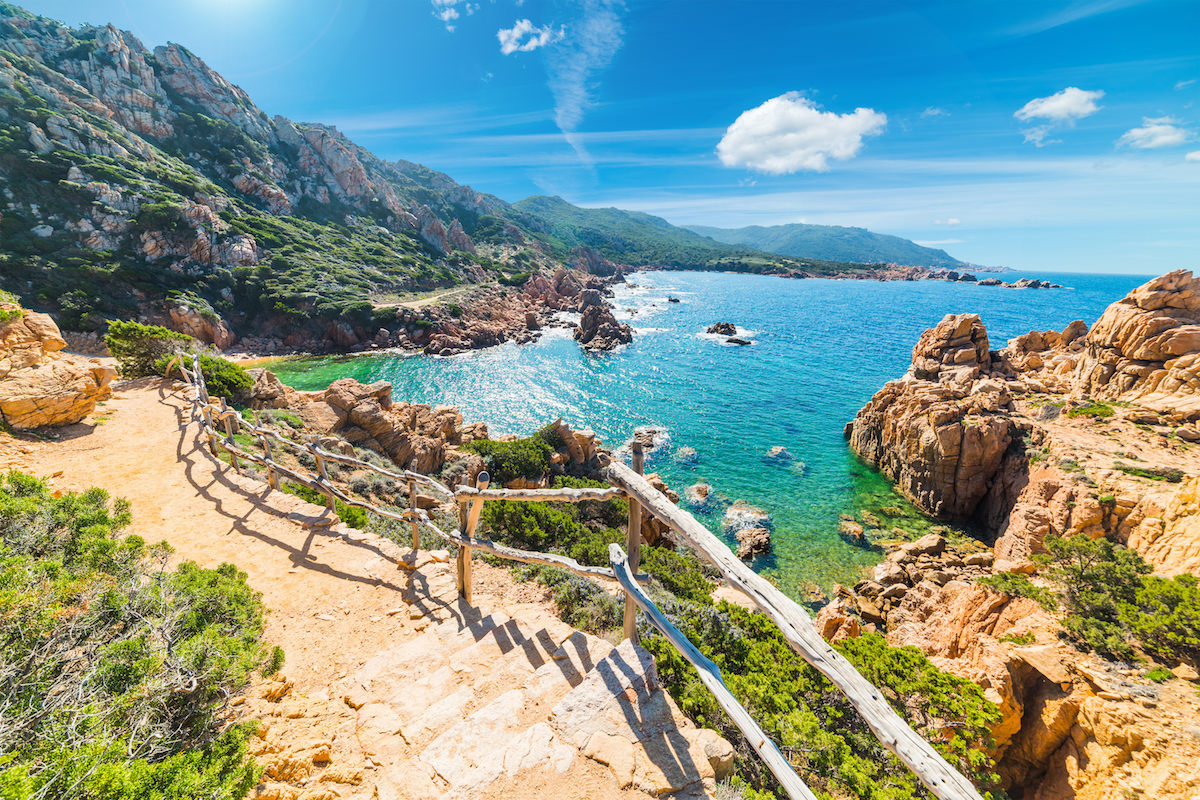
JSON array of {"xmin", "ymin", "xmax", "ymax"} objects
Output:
[{"xmin": 271, "ymin": 270, "xmax": 1149, "ymax": 595}]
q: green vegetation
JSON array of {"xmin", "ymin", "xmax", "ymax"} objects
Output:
[
  {"xmin": 0, "ymin": 471, "xmax": 272, "ymax": 799},
  {"xmin": 154, "ymin": 352, "xmax": 252, "ymax": 403},
  {"xmin": 508, "ymin": 196, "xmax": 878, "ymax": 275},
  {"xmin": 977, "ymin": 572, "xmax": 1057, "ymax": 610},
  {"xmin": 280, "ymin": 480, "xmax": 367, "ymax": 529},
  {"xmin": 999, "ymin": 631, "xmax": 1037, "ymax": 646},
  {"xmin": 991, "ymin": 534, "xmax": 1200, "ymax": 663},
  {"xmin": 1066, "ymin": 401, "xmax": 1115, "ymax": 419},
  {"xmin": 462, "ymin": 435, "xmax": 554, "ymax": 484},
  {"xmin": 1113, "ymin": 462, "xmax": 1185, "ymax": 483},
  {"xmin": 646, "ymin": 608, "xmax": 1000, "ymax": 797},
  {"xmin": 0, "ymin": 288, "xmax": 22, "ymax": 323},
  {"xmin": 1144, "ymin": 666, "xmax": 1175, "ymax": 683},
  {"xmin": 104, "ymin": 320, "xmax": 191, "ymax": 377},
  {"xmin": 684, "ymin": 222, "xmax": 966, "ymax": 268}
]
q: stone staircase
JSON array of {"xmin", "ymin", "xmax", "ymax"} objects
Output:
[{"xmin": 338, "ymin": 550, "xmax": 731, "ymax": 800}]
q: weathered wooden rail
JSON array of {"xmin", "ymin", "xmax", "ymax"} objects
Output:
[{"xmin": 168, "ymin": 352, "xmax": 983, "ymax": 800}]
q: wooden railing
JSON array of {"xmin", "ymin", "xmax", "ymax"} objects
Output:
[{"xmin": 168, "ymin": 353, "xmax": 982, "ymax": 800}]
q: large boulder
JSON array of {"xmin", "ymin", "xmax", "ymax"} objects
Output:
[
  {"xmin": 1072, "ymin": 269, "xmax": 1200, "ymax": 419},
  {"xmin": 0, "ymin": 303, "xmax": 114, "ymax": 428}
]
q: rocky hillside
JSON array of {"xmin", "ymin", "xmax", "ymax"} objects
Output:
[{"xmin": 687, "ymin": 222, "xmax": 967, "ymax": 269}]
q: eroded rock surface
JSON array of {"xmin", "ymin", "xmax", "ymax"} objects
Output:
[{"xmin": 0, "ymin": 302, "xmax": 113, "ymax": 428}]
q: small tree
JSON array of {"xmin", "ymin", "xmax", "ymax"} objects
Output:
[{"xmin": 105, "ymin": 320, "xmax": 193, "ymax": 377}]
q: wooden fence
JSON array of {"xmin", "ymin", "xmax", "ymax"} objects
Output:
[{"xmin": 169, "ymin": 353, "xmax": 983, "ymax": 800}]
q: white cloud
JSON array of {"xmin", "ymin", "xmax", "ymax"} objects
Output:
[
  {"xmin": 1015, "ymin": 87, "xmax": 1104, "ymax": 122},
  {"xmin": 1176, "ymin": 79, "xmax": 1197, "ymax": 90},
  {"xmin": 497, "ymin": 18, "xmax": 563, "ymax": 55},
  {"xmin": 920, "ymin": 107, "xmax": 948, "ymax": 118},
  {"xmin": 934, "ymin": 218, "xmax": 962, "ymax": 226},
  {"xmin": 1007, "ymin": 0, "xmax": 1156, "ymax": 36},
  {"xmin": 1187, "ymin": 151, "xmax": 1200, "ymax": 162},
  {"xmin": 1014, "ymin": 87, "xmax": 1104, "ymax": 146},
  {"xmin": 1118, "ymin": 116, "xmax": 1194, "ymax": 149},
  {"xmin": 431, "ymin": 0, "xmax": 476, "ymax": 31},
  {"xmin": 546, "ymin": 0, "xmax": 625, "ymax": 157},
  {"xmin": 716, "ymin": 93, "xmax": 887, "ymax": 174}
]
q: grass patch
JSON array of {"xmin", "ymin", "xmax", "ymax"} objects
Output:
[{"xmin": 1113, "ymin": 462, "xmax": 1185, "ymax": 483}]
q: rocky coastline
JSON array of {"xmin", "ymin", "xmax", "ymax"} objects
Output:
[{"xmin": 827, "ymin": 270, "xmax": 1200, "ymax": 799}]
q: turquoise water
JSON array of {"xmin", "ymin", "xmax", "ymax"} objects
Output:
[{"xmin": 271, "ymin": 270, "xmax": 1148, "ymax": 596}]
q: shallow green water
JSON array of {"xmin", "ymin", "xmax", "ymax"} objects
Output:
[{"xmin": 271, "ymin": 270, "xmax": 1147, "ymax": 596}]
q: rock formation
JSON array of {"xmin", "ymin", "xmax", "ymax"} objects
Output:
[
  {"xmin": 1073, "ymin": 269, "xmax": 1200, "ymax": 420},
  {"xmin": 706, "ymin": 322, "xmax": 737, "ymax": 336},
  {"xmin": 574, "ymin": 290, "xmax": 633, "ymax": 352},
  {"xmin": 846, "ymin": 313, "xmax": 1017, "ymax": 521},
  {"xmin": 0, "ymin": 301, "xmax": 114, "ymax": 428}
]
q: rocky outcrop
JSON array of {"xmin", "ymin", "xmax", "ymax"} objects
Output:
[
  {"xmin": 706, "ymin": 322, "xmax": 737, "ymax": 336},
  {"xmin": 846, "ymin": 314, "xmax": 1017, "ymax": 521},
  {"xmin": 1073, "ymin": 269, "xmax": 1200, "ymax": 420},
  {"xmin": 0, "ymin": 302, "xmax": 114, "ymax": 428},
  {"xmin": 168, "ymin": 303, "xmax": 235, "ymax": 350},
  {"xmin": 574, "ymin": 290, "xmax": 633, "ymax": 352}
]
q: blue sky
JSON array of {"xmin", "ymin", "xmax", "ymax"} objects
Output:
[{"xmin": 17, "ymin": 0, "xmax": 1200, "ymax": 273}]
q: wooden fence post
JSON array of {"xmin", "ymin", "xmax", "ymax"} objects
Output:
[
  {"xmin": 408, "ymin": 478, "xmax": 420, "ymax": 551},
  {"xmin": 623, "ymin": 441, "xmax": 645, "ymax": 643},
  {"xmin": 219, "ymin": 398, "xmax": 239, "ymax": 473},
  {"xmin": 310, "ymin": 441, "xmax": 336, "ymax": 513},
  {"xmin": 200, "ymin": 404, "xmax": 219, "ymax": 456},
  {"xmin": 457, "ymin": 471, "xmax": 490, "ymax": 604},
  {"xmin": 259, "ymin": 430, "xmax": 279, "ymax": 490}
]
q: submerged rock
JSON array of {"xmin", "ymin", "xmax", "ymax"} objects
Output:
[{"xmin": 764, "ymin": 445, "xmax": 791, "ymax": 462}]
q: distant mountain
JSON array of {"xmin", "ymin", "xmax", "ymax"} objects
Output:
[
  {"xmin": 685, "ymin": 223, "xmax": 965, "ymax": 269},
  {"xmin": 509, "ymin": 196, "xmax": 873, "ymax": 275}
]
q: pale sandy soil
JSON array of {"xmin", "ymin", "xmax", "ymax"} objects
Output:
[{"xmin": 0, "ymin": 380, "xmax": 705, "ymax": 800}]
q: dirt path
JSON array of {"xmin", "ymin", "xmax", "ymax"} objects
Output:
[
  {"xmin": 0, "ymin": 380, "xmax": 723, "ymax": 800},
  {"xmin": 375, "ymin": 286, "xmax": 477, "ymax": 310}
]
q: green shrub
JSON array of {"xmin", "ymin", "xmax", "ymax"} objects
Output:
[
  {"xmin": 463, "ymin": 435, "xmax": 553, "ymax": 484},
  {"xmin": 498, "ymin": 271, "xmax": 531, "ymax": 287},
  {"xmin": 155, "ymin": 353, "xmax": 252, "ymax": 403},
  {"xmin": 0, "ymin": 288, "xmax": 23, "ymax": 323},
  {"xmin": 1040, "ymin": 534, "xmax": 1149, "ymax": 660},
  {"xmin": 1066, "ymin": 401, "xmax": 1114, "ymax": 419},
  {"xmin": 105, "ymin": 319, "xmax": 192, "ymax": 377},
  {"xmin": 0, "ymin": 471, "xmax": 273, "ymax": 799},
  {"xmin": 1144, "ymin": 666, "xmax": 1175, "ymax": 683},
  {"xmin": 280, "ymin": 481, "xmax": 367, "ymax": 529},
  {"xmin": 977, "ymin": 572, "xmax": 1057, "ymax": 610},
  {"xmin": 1122, "ymin": 574, "xmax": 1200, "ymax": 663},
  {"xmin": 1113, "ymin": 462, "xmax": 1186, "ymax": 483},
  {"xmin": 645, "ymin": 602, "xmax": 1000, "ymax": 797},
  {"xmin": 514, "ymin": 564, "xmax": 622, "ymax": 632}
]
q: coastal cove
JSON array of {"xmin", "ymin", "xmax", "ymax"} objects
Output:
[{"xmin": 270, "ymin": 270, "xmax": 1150, "ymax": 594}]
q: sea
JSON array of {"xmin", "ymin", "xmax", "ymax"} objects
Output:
[{"xmin": 270, "ymin": 269, "xmax": 1151, "ymax": 598}]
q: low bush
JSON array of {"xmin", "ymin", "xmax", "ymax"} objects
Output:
[
  {"xmin": 1144, "ymin": 666, "xmax": 1175, "ymax": 683},
  {"xmin": 0, "ymin": 288, "xmax": 23, "ymax": 323},
  {"xmin": 514, "ymin": 564, "xmax": 622, "ymax": 631},
  {"xmin": 155, "ymin": 352, "xmax": 252, "ymax": 403},
  {"xmin": 0, "ymin": 471, "xmax": 273, "ymax": 799},
  {"xmin": 644, "ymin": 601, "xmax": 1001, "ymax": 797},
  {"xmin": 1113, "ymin": 462, "xmax": 1185, "ymax": 483},
  {"xmin": 105, "ymin": 319, "xmax": 192, "ymax": 377},
  {"xmin": 280, "ymin": 481, "xmax": 367, "ymax": 529},
  {"xmin": 463, "ymin": 435, "xmax": 553, "ymax": 484}
]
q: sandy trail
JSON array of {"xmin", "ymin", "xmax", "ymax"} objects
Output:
[{"xmin": 1, "ymin": 380, "xmax": 718, "ymax": 800}]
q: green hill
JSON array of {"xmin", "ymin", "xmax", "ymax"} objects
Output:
[
  {"xmin": 685, "ymin": 222, "xmax": 965, "ymax": 268},
  {"xmin": 509, "ymin": 196, "xmax": 876, "ymax": 275}
]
